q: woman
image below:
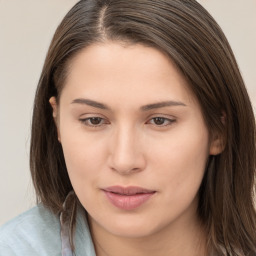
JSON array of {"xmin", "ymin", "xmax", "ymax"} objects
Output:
[{"xmin": 0, "ymin": 0, "xmax": 255, "ymax": 255}]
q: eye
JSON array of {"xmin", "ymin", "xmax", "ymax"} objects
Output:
[
  {"xmin": 79, "ymin": 117, "xmax": 109, "ymax": 127},
  {"xmin": 147, "ymin": 117, "xmax": 175, "ymax": 126}
]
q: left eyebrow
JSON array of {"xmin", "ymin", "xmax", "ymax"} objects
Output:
[{"xmin": 140, "ymin": 101, "xmax": 187, "ymax": 111}]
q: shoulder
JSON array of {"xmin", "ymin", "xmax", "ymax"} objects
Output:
[
  {"xmin": 0, "ymin": 204, "xmax": 62, "ymax": 256},
  {"xmin": 0, "ymin": 204, "xmax": 96, "ymax": 256},
  {"xmin": 74, "ymin": 205, "xmax": 96, "ymax": 256}
]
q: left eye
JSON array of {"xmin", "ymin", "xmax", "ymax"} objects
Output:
[
  {"xmin": 148, "ymin": 117, "xmax": 175, "ymax": 126},
  {"xmin": 79, "ymin": 117, "xmax": 107, "ymax": 126}
]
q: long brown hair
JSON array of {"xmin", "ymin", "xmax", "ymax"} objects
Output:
[{"xmin": 30, "ymin": 0, "xmax": 256, "ymax": 254}]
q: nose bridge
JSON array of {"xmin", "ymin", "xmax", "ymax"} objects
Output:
[{"xmin": 109, "ymin": 123, "xmax": 144, "ymax": 174}]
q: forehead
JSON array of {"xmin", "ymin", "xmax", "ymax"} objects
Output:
[{"xmin": 61, "ymin": 42, "xmax": 196, "ymax": 107}]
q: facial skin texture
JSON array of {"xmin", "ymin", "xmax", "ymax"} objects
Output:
[{"xmin": 50, "ymin": 42, "xmax": 222, "ymax": 256}]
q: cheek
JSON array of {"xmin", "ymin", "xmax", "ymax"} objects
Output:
[
  {"xmin": 61, "ymin": 136, "xmax": 107, "ymax": 208},
  {"xmin": 149, "ymin": 124, "xmax": 209, "ymax": 196},
  {"xmin": 59, "ymin": 122, "xmax": 109, "ymax": 185}
]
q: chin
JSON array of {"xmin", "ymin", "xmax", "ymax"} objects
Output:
[
  {"xmin": 98, "ymin": 213, "xmax": 165, "ymax": 239},
  {"xmin": 107, "ymin": 225, "xmax": 159, "ymax": 239}
]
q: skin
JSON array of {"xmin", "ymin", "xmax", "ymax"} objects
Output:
[{"xmin": 50, "ymin": 42, "xmax": 222, "ymax": 256}]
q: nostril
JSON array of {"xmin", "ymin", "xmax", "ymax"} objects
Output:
[{"xmin": 111, "ymin": 166, "xmax": 138, "ymax": 175}]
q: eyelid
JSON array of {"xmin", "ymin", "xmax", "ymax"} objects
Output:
[
  {"xmin": 78, "ymin": 115, "xmax": 110, "ymax": 127},
  {"xmin": 146, "ymin": 114, "xmax": 176, "ymax": 126},
  {"xmin": 77, "ymin": 113, "xmax": 176, "ymax": 128}
]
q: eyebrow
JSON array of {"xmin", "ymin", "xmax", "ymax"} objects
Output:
[
  {"xmin": 71, "ymin": 98, "xmax": 110, "ymax": 110},
  {"xmin": 71, "ymin": 98, "xmax": 186, "ymax": 111},
  {"xmin": 140, "ymin": 101, "xmax": 187, "ymax": 111}
]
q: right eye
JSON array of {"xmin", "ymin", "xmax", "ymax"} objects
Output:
[{"xmin": 79, "ymin": 117, "xmax": 109, "ymax": 127}]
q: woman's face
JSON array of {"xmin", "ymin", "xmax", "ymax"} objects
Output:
[{"xmin": 51, "ymin": 42, "xmax": 221, "ymax": 238}]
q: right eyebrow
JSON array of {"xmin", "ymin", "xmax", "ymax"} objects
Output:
[{"xmin": 71, "ymin": 98, "xmax": 110, "ymax": 110}]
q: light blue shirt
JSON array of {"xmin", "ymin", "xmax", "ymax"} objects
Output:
[{"xmin": 0, "ymin": 204, "xmax": 96, "ymax": 256}]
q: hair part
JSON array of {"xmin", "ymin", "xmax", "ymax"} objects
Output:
[{"xmin": 30, "ymin": 0, "xmax": 256, "ymax": 255}]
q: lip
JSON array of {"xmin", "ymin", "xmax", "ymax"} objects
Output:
[{"xmin": 102, "ymin": 186, "xmax": 156, "ymax": 210}]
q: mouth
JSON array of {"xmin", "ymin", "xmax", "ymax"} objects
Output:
[{"xmin": 102, "ymin": 186, "xmax": 156, "ymax": 210}]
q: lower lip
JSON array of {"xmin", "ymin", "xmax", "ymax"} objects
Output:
[{"xmin": 103, "ymin": 191, "xmax": 155, "ymax": 210}]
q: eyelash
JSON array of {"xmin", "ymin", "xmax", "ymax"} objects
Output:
[
  {"xmin": 79, "ymin": 116, "xmax": 176, "ymax": 128},
  {"xmin": 146, "ymin": 117, "xmax": 176, "ymax": 126},
  {"xmin": 79, "ymin": 117, "xmax": 109, "ymax": 127}
]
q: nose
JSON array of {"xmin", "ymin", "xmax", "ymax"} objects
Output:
[{"xmin": 108, "ymin": 126, "xmax": 146, "ymax": 175}]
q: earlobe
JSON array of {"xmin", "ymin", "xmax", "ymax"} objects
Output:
[
  {"xmin": 49, "ymin": 97, "xmax": 58, "ymax": 119},
  {"xmin": 209, "ymin": 137, "xmax": 224, "ymax": 155},
  {"xmin": 49, "ymin": 97, "xmax": 61, "ymax": 142},
  {"xmin": 210, "ymin": 113, "xmax": 226, "ymax": 155}
]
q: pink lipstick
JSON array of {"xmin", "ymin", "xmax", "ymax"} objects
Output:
[{"xmin": 102, "ymin": 186, "xmax": 156, "ymax": 210}]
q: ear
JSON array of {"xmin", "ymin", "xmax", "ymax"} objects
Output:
[
  {"xmin": 49, "ymin": 97, "xmax": 61, "ymax": 142},
  {"xmin": 209, "ymin": 113, "xmax": 226, "ymax": 155},
  {"xmin": 209, "ymin": 134, "xmax": 224, "ymax": 155}
]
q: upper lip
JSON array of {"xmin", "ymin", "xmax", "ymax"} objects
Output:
[{"xmin": 103, "ymin": 186, "xmax": 156, "ymax": 195}]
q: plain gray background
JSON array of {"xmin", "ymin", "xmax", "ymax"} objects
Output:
[{"xmin": 0, "ymin": 0, "xmax": 255, "ymax": 225}]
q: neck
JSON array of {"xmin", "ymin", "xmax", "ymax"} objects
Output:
[{"xmin": 88, "ymin": 211, "xmax": 207, "ymax": 256}]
